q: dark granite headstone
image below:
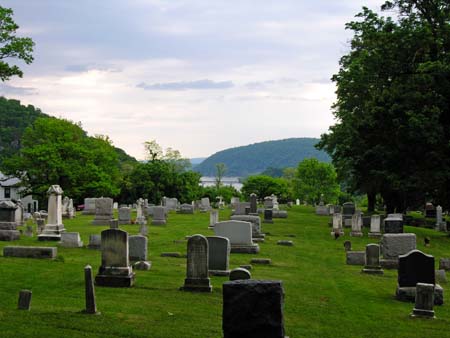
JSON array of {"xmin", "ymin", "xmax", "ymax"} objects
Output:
[
  {"xmin": 384, "ymin": 216, "xmax": 403, "ymax": 233},
  {"xmin": 263, "ymin": 209, "xmax": 273, "ymax": 224},
  {"xmin": 222, "ymin": 280, "xmax": 285, "ymax": 338},
  {"xmin": 398, "ymin": 250, "xmax": 435, "ymax": 287},
  {"xmin": 342, "ymin": 202, "xmax": 355, "ymax": 215}
]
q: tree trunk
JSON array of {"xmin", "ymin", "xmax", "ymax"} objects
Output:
[{"xmin": 367, "ymin": 191, "xmax": 376, "ymax": 213}]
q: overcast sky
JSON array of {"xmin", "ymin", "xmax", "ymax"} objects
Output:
[{"xmin": 1, "ymin": 0, "xmax": 382, "ymax": 159}]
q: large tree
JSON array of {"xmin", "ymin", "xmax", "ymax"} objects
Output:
[
  {"xmin": 0, "ymin": 6, "xmax": 34, "ymax": 81},
  {"xmin": 318, "ymin": 0, "xmax": 450, "ymax": 212}
]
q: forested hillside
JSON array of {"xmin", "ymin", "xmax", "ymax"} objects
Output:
[{"xmin": 194, "ymin": 138, "xmax": 330, "ymax": 176}]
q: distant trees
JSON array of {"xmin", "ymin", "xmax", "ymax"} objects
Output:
[
  {"xmin": 318, "ymin": 0, "xmax": 450, "ymax": 212},
  {"xmin": 215, "ymin": 163, "xmax": 227, "ymax": 188},
  {"xmin": 241, "ymin": 175, "xmax": 292, "ymax": 201},
  {"xmin": 0, "ymin": 6, "xmax": 34, "ymax": 81}
]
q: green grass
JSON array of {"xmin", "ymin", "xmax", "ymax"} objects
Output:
[{"xmin": 0, "ymin": 206, "xmax": 450, "ymax": 337}]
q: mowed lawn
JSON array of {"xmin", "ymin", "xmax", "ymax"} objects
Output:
[{"xmin": 0, "ymin": 206, "xmax": 449, "ymax": 337}]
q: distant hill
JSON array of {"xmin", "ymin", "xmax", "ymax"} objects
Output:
[
  {"xmin": 190, "ymin": 157, "xmax": 206, "ymax": 167},
  {"xmin": 194, "ymin": 138, "xmax": 330, "ymax": 177}
]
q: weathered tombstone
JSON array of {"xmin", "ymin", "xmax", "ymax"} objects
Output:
[
  {"xmin": 346, "ymin": 251, "xmax": 365, "ymax": 265},
  {"xmin": 138, "ymin": 218, "xmax": 148, "ymax": 236},
  {"xmin": 178, "ymin": 203, "xmax": 194, "ymax": 214},
  {"xmin": 296, "ymin": 199, "xmax": 300, "ymax": 206},
  {"xmin": 18, "ymin": 290, "xmax": 32, "ymax": 310},
  {"xmin": 67, "ymin": 198, "xmax": 75, "ymax": 218},
  {"xmin": 250, "ymin": 193, "xmax": 257, "ymax": 214},
  {"xmin": 109, "ymin": 219, "xmax": 119, "ymax": 229},
  {"xmin": 331, "ymin": 213, "xmax": 344, "ymax": 237},
  {"xmin": 61, "ymin": 196, "xmax": 69, "ymax": 218},
  {"xmin": 234, "ymin": 202, "xmax": 249, "ymax": 216},
  {"xmin": 439, "ymin": 258, "xmax": 450, "ymax": 271},
  {"xmin": 396, "ymin": 250, "xmax": 443, "ymax": 305},
  {"xmin": 82, "ymin": 198, "xmax": 97, "ymax": 215},
  {"xmin": 435, "ymin": 270, "xmax": 447, "ymax": 283},
  {"xmin": 136, "ymin": 198, "xmax": 144, "ymax": 219},
  {"xmin": 214, "ymin": 221, "xmax": 259, "ymax": 254},
  {"xmin": 24, "ymin": 225, "xmax": 33, "ymax": 237},
  {"xmin": 0, "ymin": 200, "xmax": 20, "ymax": 241},
  {"xmin": 87, "ymin": 234, "xmax": 101, "ymax": 250},
  {"xmin": 118, "ymin": 207, "xmax": 131, "ymax": 225},
  {"xmin": 199, "ymin": 197, "xmax": 211, "ymax": 212},
  {"xmin": 181, "ymin": 234, "xmax": 212, "ymax": 292},
  {"xmin": 95, "ymin": 229, "xmax": 135, "ymax": 287},
  {"xmin": 411, "ymin": 283, "xmax": 435, "ymax": 318},
  {"xmin": 362, "ymin": 244, "xmax": 383, "ymax": 274},
  {"xmin": 435, "ymin": 205, "xmax": 446, "ymax": 231},
  {"xmin": 60, "ymin": 232, "xmax": 83, "ymax": 248},
  {"xmin": 151, "ymin": 206, "xmax": 166, "ymax": 225},
  {"xmin": 230, "ymin": 215, "xmax": 264, "ymax": 239},
  {"xmin": 381, "ymin": 233, "xmax": 416, "ymax": 268},
  {"xmin": 4, "ymin": 246, "xmax": 57, "ymax": 259},
  {"xmin": 315, "ymin": 199, "xmax": 328, "ymax": 216},
  {"xmin": 222, "ymin": 280, "xmax": 285, "ymax": 338},
  {"xmin": 83, "ymin": 265, "xmax": 98, "ymax": 314},
  {"xmin": 368, "ymin": 215, "xmax": 382, "ymax": 238},
  {"xmin": 207, "ymin": 236, "xmax": 230, "ymax": 276},
  {"xmin": 384, "ymin": 214, "xmax": 404, "ymax": 233},
  {"xmin": 425, "ymin": 202, "xmax": 436, "ymax": 218},
  {"xmin": 209, "ymin": 210, "xmax": 219, "ymax": 227},
  {"xmin": 263, "ymin": 196, "xmax": 274, "ymax": 209},
  {"xmin": 92, "ymin": 198, "xmax": 114, "ymax": 226},
  {"xmin": 350, "ymin": 213, "xmax": 363, "ymax": 237},
  {"xmin": 344, "ymin": 240, "xmax": 351, "ymax": 252},
  {"xmin": 263, "ymin": 209, "xmax": 273, "ymax": 224},
  {"xmin": 38, "ymin": 185, "xmax": 66, "ymax": 241},
  {"xmin": 14, "ymin": 200, "xmax": 24, "ymax": 226},
  {"xmin": 229, "ymin": 267, "xmax": 251, "ymax": 281},
  {"xmin": 129, "ymin": 235, "xmax": 151, "ymax": 270}
]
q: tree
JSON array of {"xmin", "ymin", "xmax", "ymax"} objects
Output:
[
  {"xmin": 318, "ymin": 1, "xmax": 450, "ymax": 212},
  {"xmin": 241, "ymin": 175, "xmax": 292, "ymax": 202},
  {"xmin": 0, "ymin": 6, "xmax": 34, "ymax": 81},
  {"xmin": 2, "ymin": 117, "xmax": 121, "ymax": 204},
  {"xmin": 295, "ymin": 158, "xmax": 340, "ymax": 205},
  {"xmin": 215, "ymin": 163, "xmax": 227, "ymax": 188}
]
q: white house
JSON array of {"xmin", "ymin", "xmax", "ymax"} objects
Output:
[{"xmin": 0, "ymin": 172, "xmax": 39, "ymax": 213}]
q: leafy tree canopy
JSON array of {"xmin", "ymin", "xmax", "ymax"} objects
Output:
[{"xmin": 241, "ymin": 175, "xmax": 293, "ymax": 201}]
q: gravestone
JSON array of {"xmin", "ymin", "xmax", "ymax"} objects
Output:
[
  {"xmin": 181, "ymin": 234, "xmax": 212, "ymax": 292},
  {"xmin": 344, "ymin": 240, "xmax": 351, "ymax": 252},
  {"xmin": 38, "ymin": 185, "xmax": 66, "ymax": 241},
  {"xmin": 0, "ymin": 200, "xmax": 20, "ymax": 241},
  {"xmin": 222, "ymin": 280, "xmax": 285, "ymax": 338},
  {"xmin": 82, "ymin": 198, "xmax": 97, "ymax": 215},
  {"xmin": 87, "ymin": 235, "xmax": 101, "ymax": 250},
  {"xmin": 411, "ymin": 283, "xmax": 435, "ymax": 318},
  {"xmin": 60, "ymin": 232, "xmax": 83, "ymax": 248},
  {"xmin": 4, "ymin": 246, "xmax": 57, "ymax": 259},
  {"xmin": 350, "ymin": 213, "xmax": 363, "ymax": 237},
  {"xmin": 210, "ymin": 210, "xmax": 219, "ymax": 227},
  {"xmin": 230, "ymin": 215, "xmax": 264, "ymax": 239},
  {"xmin": 315, "ymin": 200, "xmax": 328, "ymax": 216},
  {"xmin": 136, "ymin": 198, "xmax": 144, "ymax": 219},
  {"xmin": 250, "ymin": 193, "xmax": 257, "ymax": 214},
  {"xmin": 92, "ymin": 198, "xmax": 114, "ymax": 226},
  {"xmin": 439, "ymin": 258, "xmax": 450, "ymax": 271},
  {"xmin": 362, "ymin": 244, "xmax": 383, "ymax": 274},
  {"xmin": 384, "ymin": 214, "xmax": 403, "ymax": 233},
  {"xmin": 214, "ymin": 221, "xmax": 259, "ymax": 254},
  {"xmin": 425, "ymin": 203, "xmax": 436, "ymax": 218},
  {"xmin": 396, "ymin": 250, "xmax": 443, "ymax": 305},
  {"xmin": 229, "ymin": 268, "xmax": 251, "ymax": 281},
  {"xmin": 199, "ymin": 197, "xmax": 211, "ymax": 212},
  {"xmin": 83, "ymin": 265, "xmax": 98, "ymax": 314},
  {"xmin": 263, "ymin": 209, "xmax": 273, "ymax": 224},
  {"xmin": 151, "ymin": 206, "xmax": 166, "ymax": 225},
  {"xmin": 381, "ymin": 233, "xmax": 416, "ymax": 268},
  {"xmin": 368, "ymin": 215, "xmax": 382, "ymax": 238},
  {"xmin": 263, "ymin": 196, "xmax": 273, "ymax": 209},
  {"xmin": 346, "ymin": 251, "xmax": 365, "ymax": 265},
  {"xmin": 234, "ymin": 202, "xmax": 249, "ymax": 216},
  {"xmin": 18, "ymin": 290, "xmax": 32, "ymax": 310},
  {"xmin": 207, "ymin": 236, "xmax": 230, "ymax": 276},
  {"xmin": 296, "ymin": 199, "xmax": 300, "ymax": 206},
  {"xmin": 331, "ymin": 213, "xmax": 344, "ymax": 237},
  {"xmin": 14, "ymin": 200, "xmax": 24, "ymax": 226},
  {"xmin": 129, "ymin": 235, "xmax": 151, "ymax": 270},
  {"xmin": 435, "ymin": 205, "xmax": 446, "ymax": 231},
  {"xmin": 163, "ymin": 197, "xmax": 178, "ymax": 211},
  {"xmin": 118, "ymin": 207, "xmax": 131, "ymax": 225},
  {"xmin": 178, "ymin": 203, "xmax": 194, "ymax": 214},
  {"xmin": 95, "ymin": 229, "xmax": 135, "ymax": 287}
]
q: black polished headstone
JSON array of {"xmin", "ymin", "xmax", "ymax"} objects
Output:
[{"xmin": 398, "ymin": 250, "xmax": 435, "ymax": 287}]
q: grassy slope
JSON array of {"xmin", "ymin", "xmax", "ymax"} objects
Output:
[{"xmin": 0, "ymin": 206, "xmax": 449, "ymax": 337}]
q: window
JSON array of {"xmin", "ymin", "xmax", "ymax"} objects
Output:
[{"xmin": 4, "ymin": 187, "xmax": 10, "ymax": 199}]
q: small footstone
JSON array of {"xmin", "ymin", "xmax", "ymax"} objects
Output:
[
  {"xmin": 230, "ymin": 268, "xmax": 251, "ymax": 281},
  {"xmin": 251, "ymin": 258, "xmax": 272, "ymax": 265},
  {"xmin": 435, "ymin": 270, "xmax": 447, "ymax": 283},
  {"xmin": 344, "ymin": 240, "xmax": 352, "ymax": 252},
  {"xmin": 277, "ymin": 240, "xmax": 293, "ymax": 246},
  {"xmin": 18, "ymin": 290, "xmax": 32, "ymax": 310},
  {"xmin": 161, "ymin": 252, "xmax": 182, "ymax": 258},
  {"xmin": 133, "ymin": 261, "xmax": 152, "ymax": 270}
]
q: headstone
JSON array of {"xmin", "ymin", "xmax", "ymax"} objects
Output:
[
  {"xmin": 230, "ymin": 197, "xmax": 240, "ymax": 208},
  {"xmin": 87, "ymin": 235, "xmax": 101, "ymax": 250},
  {"xmin": 344, "ymin": 240, "xmax": 351, "ymax": 252},
  {"xmin": 92, "ymin": 198, "xmax": 114, "ymax": 226},
  {"xmin": 425, "ymin": 202, "xmax": 436, "ymax": 218},
  {"xmin": 60, "ymin": 232, "xmax": 83, "ymax": 248},
  {"xmin": 263, "ymin": 209, "xmax": 273, "ymax": 224},
  {"xmin": 362, "ymin": 244, "xmax": 383, "ymax": 274},
  {"xmin": 4, "ymin": 246, "xmax": 57, "ymax": 259},
  {"xmin": 67, "ymin": 198, "xmax": 75, "ymax": 218},
  {"xmin": 296, "ymin": 199, "xmax": 300, "ymax": 206},
  {"xmin": 263, "ymin": 196, "xmax": 274, "ymax": 209},
  {"xmin": 38, "ymin": 185, "xmax": 66, "ymax": 241},
  {"xmin": 181, "ymin": 234, "xmax": 212, "ymax": 292},
  {"xmin": 435, "ymin": 206, "xmax": 445, "ymax": 231},
  {"xmin": 272, "ymin": 210, "xmax": 288, "ymax": 218},
  {"xmin": 411, "ymin": 283, "xmax": 435, "ymax": 318},
  {"xmin": 129, "ymin": 235, "xmax": 151, "ymax": 270},
  {"xmin": 199, "ymin": 197, "xmax": 211, "ymax": 212},
  {"xmin": 435, "ymin": 270, "xmax": 447, "ymax": 283},
  {"xmin": 214, "ymin": 221, "xmax": 259, "ymax": 254},
  {"xmin": 234, "ymin": 202, "xmax": 249, "ymax": 216},
  {"xmin": 384, "ymin": 214, "xmax": 404, "ymax": 233},
  {"xmin": 138, "ymin": 218, "xmax": 148, "ymax": 236},
  {"xmin": 178, "ymin": 203, "xmax": 194, "ymax": 214},
  {"xmin": 222, "ymin": 280, "xmax": 285, "ymax": 338},
  {"xmin": 0, "ymin": 200, "xmax": 20, "ymax": 241},
  {"xmin": 18, "ymin": 290, "xmax": 32, "ymax": 310},
  {"xmin": 315, "ymin": 202, "xmax": 328, "ymax": 216},
  {"xmin": 118, "ymin": 207, "xmax": 131, "ymax": 225},
  {"xmin": 331, "ymin": 213, "xmax": 344, "ymax": 237},
  {"xmin": 230, "ymin": 215, "xmax": 264, "ymax": 239},
  {"xmin": 163, "ymin": 197, "xmax": 178, "ymax": 211},
  {"xmin": 210, "ymin": 210, "xmax": 219, "ymax": 227},
  {"xmin": 14, "ymin": 200, "xmax": 24, "ymax": 226},
  {"xmin": 82, "ymin": 198, "xmax": 97, "ymax": 215},
  {"xmin": 229, "ymin": 268, "xmax": 251, "ymax": 281},
  {"xmin": 95, "ymin": 229, "xmax": 135, "ymax": 287},
  {"xmin": 83, "ymin": 265, "xmax": 98, "ymax": 314},
  {"xmin": 381, "ymin": 233, "xmax": 416, "ymax": 268},
  {"xmin": 136, "ymin": 198, "xmax": 144, "ymax": 219},
  {"xmin": 207, "ymin": 236, "xmax": 230, "ymax": 276},
  {"xmin": 350, "ymin": 213, "xmax": 363, "ymax": 237},
  {"xmin": 368, "ymin": 215, "xmax": 382, "ymax": 238},
  {"xmin": 151, "ymin": 206, "xmax": 166, "ymax": 225},
  {"xmin": 439, "ymin": 258, "xmax": 450, "ymax": 271},
  {"xmin": 250, "ymin": 193, "xmax": 257, "ymax": 214},
  {"xmin": 346, "ymin": 251, "xmax": 365, "ymax": 265},
  {"xmin": 342, "ymin": 202, "xmax": 355, "ymax": 216},
  {"xmin": 109, "ymin": 219, "xmax": 119, "ymax": 229}
]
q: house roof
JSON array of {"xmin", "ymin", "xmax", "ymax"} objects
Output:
[{"xmin": 0, "ymin": 172, "xmax": 21, "ymax": 187}]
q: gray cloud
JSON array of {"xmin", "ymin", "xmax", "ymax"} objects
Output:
[
  {"xmin": 137, "ymin": 79, "xmax": 234, "ymax": 91},
  {"xmin": 65, "ymin": 63, "xmax": 122, "ymax": 73},
  {"xmin": 0, "ymin": 84, "xmax": 38, "ymax": 96}
]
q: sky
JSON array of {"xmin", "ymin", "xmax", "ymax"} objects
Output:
[{"xmin": 1, "ymin": 0, "xmax": 382, "ymax": 160}]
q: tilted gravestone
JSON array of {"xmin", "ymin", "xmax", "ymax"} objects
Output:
[
  {"xmin": 95, "ymin": 229, "xmax": 135, "ymax": 287},
  {"xmin": 222, "ymin": 280, "xmax": 285, "ymax": 338},
  {"xmin": 207, "ymin": 236, "xmax": 230, "ymax": 276},
  {"xmin": 181, "ymin": 234, "xmax": 212, "ymax": 292}
]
